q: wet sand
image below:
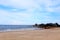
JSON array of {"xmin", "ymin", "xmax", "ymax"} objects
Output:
[{"xmin": 0, "ymin": 28, "xmax": 60, "ymax": 40}]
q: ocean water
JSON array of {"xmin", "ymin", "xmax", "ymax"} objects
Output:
[{"xmin": 0, "ymin": 25, "xmax": 40, "ymax": 32}]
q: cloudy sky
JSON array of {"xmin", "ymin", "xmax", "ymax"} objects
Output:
[{"xmin": 0, "ymin": 0, "xmax": 60, "ymax": 25}]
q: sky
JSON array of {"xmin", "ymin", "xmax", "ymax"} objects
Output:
[{"xmin": 0, "ymin": 0, "xmax": 60, "ymax": 25}]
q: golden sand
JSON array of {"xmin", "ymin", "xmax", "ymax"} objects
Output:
[{"xmin": 0, "ymin": 28, "xmax": 60, "ymax": 40}]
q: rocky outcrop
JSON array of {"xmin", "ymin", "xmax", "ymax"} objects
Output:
[{"xmin": 33, "ymin": 23, "xmax": 60, "ymax": 29}]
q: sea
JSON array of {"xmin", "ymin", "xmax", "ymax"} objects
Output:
[{"xmin": 0, "ymin": 25, "xmax": 41, "ymax": 32}]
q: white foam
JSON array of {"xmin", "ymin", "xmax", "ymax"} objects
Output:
[{"xmin": 0, "ymin": 28, "xmax": 42, "ymax": 32}]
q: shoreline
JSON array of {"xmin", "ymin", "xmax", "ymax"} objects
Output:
[
  {"xmin": 0, "ymin": 27, "xmax": 60, "ymax": 40},
  {"xmin": 0, "ymin": 28, "xmax": 42, "ymax": 32}
]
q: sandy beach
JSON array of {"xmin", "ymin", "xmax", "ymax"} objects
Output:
[{"xmin": 0, "ymin": 28, "xmax": 60, "ymax": 40}]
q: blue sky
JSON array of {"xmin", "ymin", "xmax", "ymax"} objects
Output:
[{"xmin": 0, "ymin": 0, "xmax": 60, "ymax": 25}]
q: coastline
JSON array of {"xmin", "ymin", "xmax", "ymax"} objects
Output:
[{"xmin": 0, "ymin": 27, "xmax": 60, "ymax": 40}]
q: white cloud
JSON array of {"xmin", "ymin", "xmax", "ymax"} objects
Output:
[
  {"xmin": 0, "ymin": 0, "xmax": 60, "ymax": 13},
  {"xmin": 53, "ymin": 7, "xmax": 60, "ymax": 13},
  {"xmin": 0, "ymin": 0, "xmax": 37, "ymax": 9},
  {"xmin": 0, "ymin": 0, "xmax": 60, "ymax": 24},
  {"xmin": 8, "ymin": 20, "xmax": 24, "ymax": 25},
  {"xmin": 0, "ymin": 9, "xmax": 34, "ymax": 25}
]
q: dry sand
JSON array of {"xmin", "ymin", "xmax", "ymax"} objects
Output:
[{"xmin": 0, "ymin": 28, "xmax": 60, "ymax": 40}]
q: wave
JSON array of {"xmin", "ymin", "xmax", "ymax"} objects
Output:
[{"xmin": 0, "ymin": 28, "xmax": 42, "ymax": 32}]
